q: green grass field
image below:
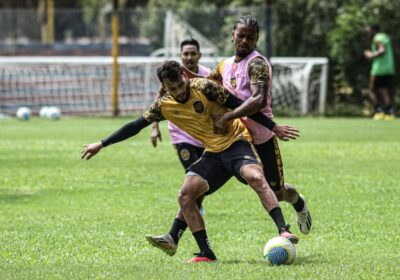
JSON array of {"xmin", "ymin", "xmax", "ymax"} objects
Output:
[{"xmin": 1, "ymin": 117, "xmax": 399, "ymax": 279}]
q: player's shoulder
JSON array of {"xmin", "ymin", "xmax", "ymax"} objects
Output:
[
  {"xmin": 249, "ymin": 56, "xmax": 268, "ymax": 66},
  {"xmin": 190, "ymin": 77, "xmax": 215, "ymax": 89},
  {"xmin": 374, "ymin": 33, "xmax": 389, "ymax": 43}
]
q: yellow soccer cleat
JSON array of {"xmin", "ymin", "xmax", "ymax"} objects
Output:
[
  {"xmin": 383, "ymin": 114, "xmax": 395, "ymax": 121},
  {"xmin": 372, "ymin": 112, "xmax": 385, "ymax": 120}
]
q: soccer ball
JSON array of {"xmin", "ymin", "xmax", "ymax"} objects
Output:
[
  {"xmin": 263, "ymin": 236, "xmax": 296, "ymax": 265},
  {"xmin": 16, "ymin": 107, "xmax": 31, "ymax": 121},
  {"xmin": 39, "ymin": 106, "xmax": 50, "ymax": 118},
  {"xmin": 46, "ymin": 106, "xmax": 61, "ymax": 120}
]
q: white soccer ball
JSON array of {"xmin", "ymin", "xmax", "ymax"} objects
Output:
[
  {"xmin": 39, "ymin": 106, "xmax": 50, "ymax": 118},
  {"xmin": 46, "ymin": 106, "xmax": 61, "ymax": 120},
  {"xmin": 16, "ymin": 107, "xmax": 31, "ymax": 121},
  {"xmin": 263, "ymin": 236, "xmax": 296, "ymax": 265}
]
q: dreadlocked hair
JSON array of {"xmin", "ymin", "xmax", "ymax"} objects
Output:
[{"xmin": 233, "ymin": 15, "xmax": 259, "ymax": 35}]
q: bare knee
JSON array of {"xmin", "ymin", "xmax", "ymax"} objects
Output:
[
  {"xmin": 244, "ymin": 171, "xmax": 268, "ymax": 193},
  {"xmin": 178, "ymin": 176, "xmax": 208, "ymax": 208}
]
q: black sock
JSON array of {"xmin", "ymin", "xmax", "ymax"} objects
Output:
[
  {"xmin": 292, "ymin": 196, "xmax": 305, "ymax": 212},
  {"xmin": 192, "ymin": 229, "xmax": 216, "ymax": 259},
  {"xmin": 169, "ymin": 218, "xmax": 187, "ymax": 244},
  {"xmin": 269, "ymin": 207, "xmax": 286, "ymax": 233},
  {"xmin": 384, "ymin": 106, "xmax": 394, "ymax": 115}
]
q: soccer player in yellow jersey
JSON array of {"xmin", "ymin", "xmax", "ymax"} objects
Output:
[{"xmin": 81, "ymin": 61, "xmax": 299, "ymax": 263}]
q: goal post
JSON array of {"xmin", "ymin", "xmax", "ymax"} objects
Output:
[
  {"xmin": 270, "ymin": 57, "xmax": 329, "ymax": 115},
  {"xmin": 0, "ymin": 56, "xmax": 328, "ymax": 116}
]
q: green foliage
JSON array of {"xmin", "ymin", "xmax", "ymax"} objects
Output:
[{"xmin": 1, "ymin": 117, "xmax": 400, "ymax": 278}]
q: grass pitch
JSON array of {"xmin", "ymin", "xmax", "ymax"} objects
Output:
[{"xmin": 0, "ymin": 117, "xmax": 399, "ymax": 279}]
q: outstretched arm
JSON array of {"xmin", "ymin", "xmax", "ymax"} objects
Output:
[{"xmin": 81, "ymin": 116, "xmax": 151, "ymax": 160}]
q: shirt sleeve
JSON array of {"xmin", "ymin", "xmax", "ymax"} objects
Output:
[
  {"xmin": 248, "ymin": 57, "xmax": 270, "ymax": 85},
  {"xmin": 192, "ymin": 78, "xmax": 230, "ymax": 105},
  {"xmin": 142, "ymin": 98, "xmax": 166, "ymax": 123},
  {"xmin": 207, "ymin": 61, "xmax": 223, "ymax": 82}
]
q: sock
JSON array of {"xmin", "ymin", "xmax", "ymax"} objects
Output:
[
  {"xmin": 384, "ymin": 106, "xmax": 394, "ymax": 115},
  {"xmin": 192, "ymin": 229, "xmax": 216, "ymax": 259},
  {"xmin": 292, "ymin": 196, "xmax": 305, "ymax": 212},
  {"xmin": 169, "ymin": 218, "xmax": 187, "ymax": 244},
  {"xmin": 269, "ymin": 207, "xmax": 286, "ymax": 233}
]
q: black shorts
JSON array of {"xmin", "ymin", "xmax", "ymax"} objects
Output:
[
  {"xmin": 174, "ymin": 143, "xmax": 204, "ymax": 171},
  {"xmin": 188, "ymin": 140, "xmax": 261, "ymax": 196},
  {"xmin": 254, "ymin": 136, "xmax": 284, "ymax": 192},
  {"xmin": 374, "ymin": 75, "xmax": 394, "ymax": 90}
]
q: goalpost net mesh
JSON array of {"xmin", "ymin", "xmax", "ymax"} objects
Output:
[{"xmin": 0, "ymin": 56, "xmax": 328, "ymax": 116}]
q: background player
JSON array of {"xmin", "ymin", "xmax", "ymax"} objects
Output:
[
  {"xmin": 151, "ymin": 39, "xmax": 210, "ymax": 216},
  {"xmin": 151, "ymin": 39, "xmax": 210, "ymax": 171}
]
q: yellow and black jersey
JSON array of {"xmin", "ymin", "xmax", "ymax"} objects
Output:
[{"xmin": 143, "ymin": 78, "xmax": 252, "ymax": 153}]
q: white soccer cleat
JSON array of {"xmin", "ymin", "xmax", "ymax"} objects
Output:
[
  {"xmin": 145, "ymin": 233, "xmax": 177, "ymax": 256},
  {"xmin": 297, "ymin": 194, "xmax": 312, "ymax": 234}
]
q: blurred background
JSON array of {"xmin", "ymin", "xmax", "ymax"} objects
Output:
[{"xmin": 0, "ymin": 0, "xmax": 399, "ymax": 117}]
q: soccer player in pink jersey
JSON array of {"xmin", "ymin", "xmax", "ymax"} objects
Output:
[
  {"xmin": 210, "ymin": 15, "xmax": 312, "ymax": 235},
  {"xmin": 146, "ymin": 16, "xmax": 311, "ymax": 259},
  {"xmin": 151, "ymin": 39, "xmax": 210, "ymax": 217},
  {"xmin": 151, "ymin": 39, "xmax": 210, "ymax": 172}
]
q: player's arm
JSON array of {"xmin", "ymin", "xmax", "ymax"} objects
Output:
[
  {"xmin": 227, "ymin": 57, "xmax": 270, "ymax": 118},
  {"xmin": 364, "ymin": 39, "xmax": 386, "ymax": 59},
  {"xmin": 224, "ymin": 94, "xmax": 299, "ymax": 140},
  {"xmin": 81, "ymin": 101, "xmax": 164, "ymax": 160},
  {"xmin": 150, "ymin": 87, "xmax": 166, "ymax": 148},
  {"xmin": 200, "ymin": 79, "xmax": 299, "ymax": 141}
]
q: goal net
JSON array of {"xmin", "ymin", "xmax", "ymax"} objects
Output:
[{"xmin": 0, "ymin": 56, "xmax": 328, "ymax": 116}]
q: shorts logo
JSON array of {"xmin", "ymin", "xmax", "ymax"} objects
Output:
[
  {"xmin": 193, "ymin": 100, "xmax": 205, "ymax": 114},
  {"xmin": 180, "ymin": 149, "xmax": 190, "ymax": 161}
]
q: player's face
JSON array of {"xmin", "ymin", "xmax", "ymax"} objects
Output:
[
  {"xmin": 180, "ymin": 45, "xmax": 201, "ymax": 72},
  {"xmin": 232, "ymin": 23, "xmax": 258, "ymax": 58},
  {"xmin": 163, "ymin": 76, "xmax": 189, "ymax": 103}
]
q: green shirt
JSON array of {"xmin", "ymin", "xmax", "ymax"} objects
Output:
[{"xmin": 371, "ymin": 33, "xmax": 395, "ymax": 75}]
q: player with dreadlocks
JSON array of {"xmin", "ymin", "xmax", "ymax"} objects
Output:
[{"xmin": 146, "ymin": 15, "xmax": 312, "ymax": 259}]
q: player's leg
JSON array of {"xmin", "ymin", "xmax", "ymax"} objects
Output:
[
  {"xmin": 222, "ymin": 140, "xmax": 298, "ymax": 243},
  {"xmin": 145, "ymin": 196, "xmax": 203, "ymax": 257},
  {"xmin": 378, "ymin": 76, "xmax": 395, "ymax": 120},
  {"xmin": 369, "ymin": 75, "xmax": 385, "ymax": 120},
  {"xmin": 175, "ymin": 143, "xmax": 206, "ymax": 215},
  {"xmin": 178, "ymin": 174, "xmax": 217, "ymax": 262},
  {"xmin": 146, "ymin": 154, "xmax": 231, "ymax": 260},
  {"xmin": 255, "ymin": 137, "xmax": 312, "ymax": 234},
  {"xmin": 178, "ymin": 155, "xmax": 231, "ymax": 262}
]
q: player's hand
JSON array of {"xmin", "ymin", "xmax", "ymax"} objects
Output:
[
  {"xmin": 364, "ymin": 50, "xmax": 373, "ymax": 59},
  {"xmin": 151, "ymin": 125, "xmax": 162, "ymax": 147},
  {"xmin": 81, "ymin": 142, "xmax": 103, "ymax": 160},
  {"xmin": 214, "ymin": 114, "xmax": 230, "ymax": 135},
  {"xmin": 272, "ymin": 125, "xmax": 300, "ymax": 141}
]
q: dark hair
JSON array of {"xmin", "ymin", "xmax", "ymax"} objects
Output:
[
  {"xmin": 370, "ymin": 24, "xmax": 380, "ymax": 32},
  {"xmin": 180, "ymin": 38, "xmax": 200, "ymax": 52},
  {"xmin": 233, "ymin": 15, "xmax": 259, "ymax": 35},
  {"xmin": 156, "ymin": 60, "xmax": 182, "ymax": 83}
]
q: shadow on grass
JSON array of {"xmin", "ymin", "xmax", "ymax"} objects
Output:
[
  {"xmin": 0, "ymin": 189, "xmax": 42, "ymax": 203},
  {"xmin": 220, "ymin": 253, "xmax": 324, "ymax": 265}
]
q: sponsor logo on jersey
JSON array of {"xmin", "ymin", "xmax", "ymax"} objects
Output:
[
  {"xmin": 180, "ymin": 149, "xmax": 190, "ymax": 161},
  {"xmin": 193, "ymin": 100, "xmax": 205, "ymax": 114}
]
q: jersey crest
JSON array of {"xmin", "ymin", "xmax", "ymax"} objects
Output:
[{"xmin": 192, "ymin": 100, "xmax": 205, "ymax": 114}]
